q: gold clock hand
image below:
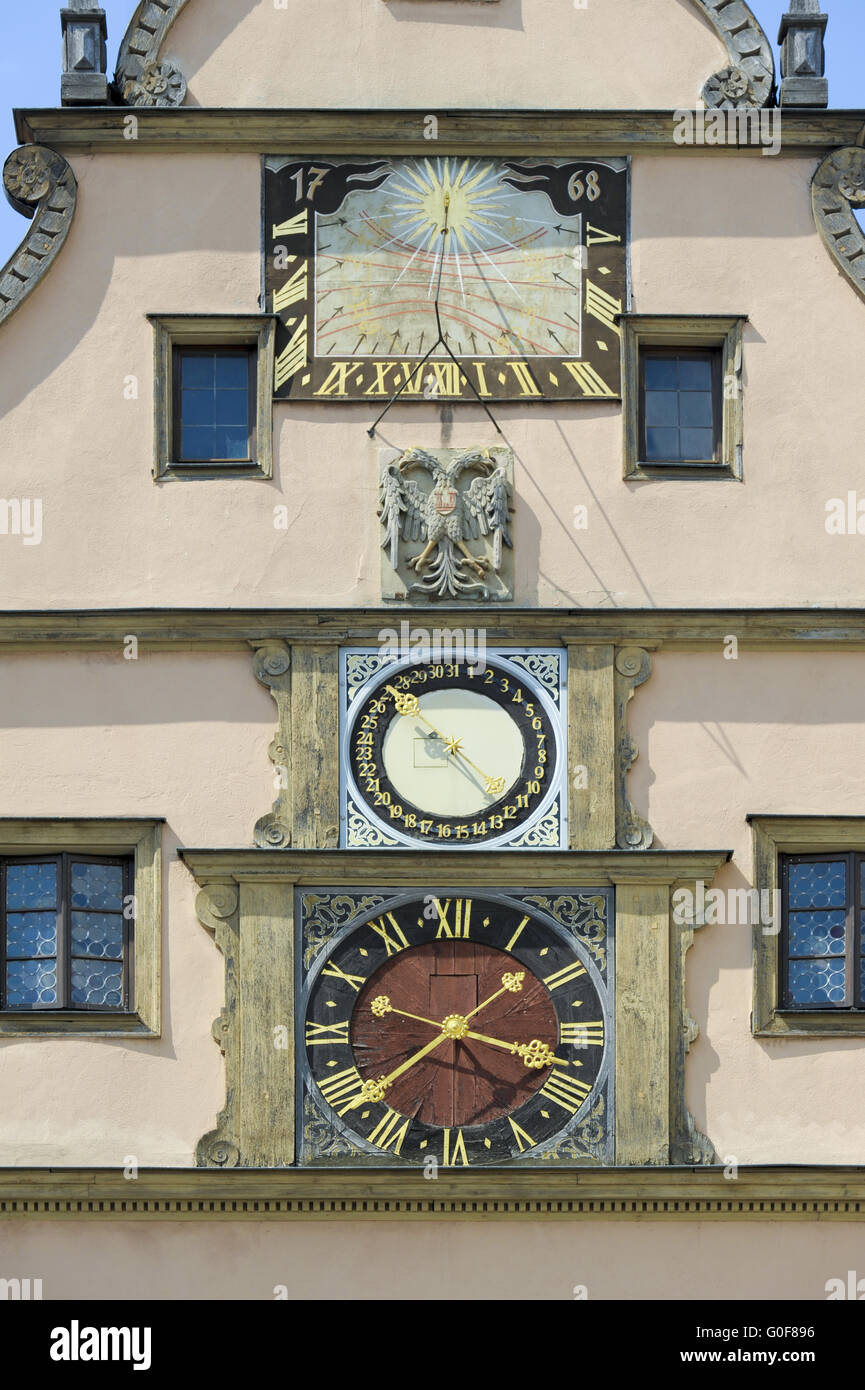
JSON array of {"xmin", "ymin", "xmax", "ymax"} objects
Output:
[
  {"xmin": 384, "ymin": 685, "xmax": 507, "ymax": 797},
  {"xmin": 464, "ymin": 970, "xmax": 525, "ymax": 1022},
  {"xmin": 370, "ymin": 995, "xmax": 439, "ymax": 1029},
  {"xmin": 342, "ymin": 1030, "xmax": 450, "ymax": 1112},
  {"xmin": 463, "ymin": 1029, "xmax": 557, "ymax": 1070}
]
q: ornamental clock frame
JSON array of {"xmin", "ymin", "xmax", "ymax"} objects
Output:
[
  {"xmin": 340, "ymin": 647, "xmax": 568, "ymax": 850},
  {"xmin": 263, "ymin": 153, "xmax": 629, "ymax": 403},
  {"xmin": 298, "ymin": 887, "xmax": 614, "ymax": 1168}
]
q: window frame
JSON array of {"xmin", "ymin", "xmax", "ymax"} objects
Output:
[
  {"xmin": 621, "ymin": 314, "xmax": 746, "ymax": 481},
  {"xmin": 750, "ymin": 815, "xmax": 865, "ymax": 1036},
  {"xmin": 0, "ymin": 852, "xmax": 133, "ymax": 1014},
  {"xmin": 148, "ymin": 314, "xmax": 276, "ymax": 481},
  {"xmin": 0, "ymin": 820, "xmax": 162, "ymax": 1037},
  {"xmin": 780, "ymin": 851, "xmax": 862, "ymax": 1011}
]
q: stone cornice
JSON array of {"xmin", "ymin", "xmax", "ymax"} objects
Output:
[
  {"xmin": 13, "ymin": 108, "xmax": 865, "ymax": 156},
  {"xmin": 2, "ymin": 1165, "xmax": 865, "ymax": 1219},
  {"xmin": 0, "ymin": 608, "xmax": 865, "ymax": 650}
]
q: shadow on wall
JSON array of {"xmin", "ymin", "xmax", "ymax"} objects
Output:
[
  {"xmin": 158, "ymin": 0, "xmax": 264, "ymax": 107},
  {"xmin": 380, "ymin": 0, "xmax": 524, "ymax": 33}
]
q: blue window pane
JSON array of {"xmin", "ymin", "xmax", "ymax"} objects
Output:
[
  {"xmin": 181, "ymin": 354, "xmax": 214, "ymax": 388},
  {"xmin": 788, "ymin": 958, "xmax": 846, "ymax": 1005},
  {"xmin": 70, "ymin": 862, "xmax": 124, "ymax": 912},
  {"xmin": 181, "ymin": 426, "xmax": 215, "ymax": 460},
  {"xmin": 70, "ymin": 912, "xmax": 124, "ymax": 960},
  {"xmin": 644, "ymin": 357, "xmax": 678, "ymax": 390},
  {"xmin": 678, "ymin": 358, "xmax": 713, "ymax": 390},
  {"xmin": 788, "ymin": 860, "xmax": 846, "ymax": 910},
  {"xmin": 679, "ymin": 392, "xmax": 714, "ymax": 428},
  {"xmin": 680, "ymin": 428, "xmax": 715, "ymax": 460},
  {"xmin": 213, "ymin": 427, "xmax": 250, "ymax": 460},
  {"xmin": 788, "ymin": 909, "xmax": 847, "ymax": 957},
  {"xmin": 645, "ymin": 391, "xmax": 679, "ymax": 427},
  {"xmin": 6, "ymin": 862, "xmax": 57, "ymax": 911},
  {"xmin": 6, "ymin": 911, "xmax": 58, "ymax": 959},
  {"xmin": 71, "ymin": 958, "xmax": 124, "ymax": 1008},
  {"xmin": 6, "ymin": 959, "xmax": 57, "ymax": 1008},
  {"xmin": 645, "ymin": 427, "xmax": 679, "ymax": 460},
  {"xmin": 214, "ymin": 390, "xmax": 250, "ymax": 428},
  {"xmin": 181, "ymin": 389, "xmax": 215, "ymax": 428},
  {"xmin": 214, "ymin": 354, "xmax": 249, "ymax": 388}
]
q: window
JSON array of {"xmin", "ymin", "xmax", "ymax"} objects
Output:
[
  {"xmin": 781, "ymin": 855, "xmax": 863, "ymax": 1009},
  {"xmin": 621, "ymin": 315, "xmax": 746, "ymax": 480},
  {"xmin": 148, "ymin": 315, "xmax": 276, "ymax": 480},
  {"xmin": 1, "ymin": 855, "xmax": 132, "ymax": 1012},
  {"xmin": 175, "ymin": 349, "xmax": 255, "ymax": 466},
  {"xmin": 0, "ymin": 819, "xmax": 161, "ymax": 1036},
  {"xmin": 750, "ymin": 816, "xmax": 865, "ymax": 1036},
  {"xmin": 640, "ymin": 350, "xmax": 720, "ymax": 465}
]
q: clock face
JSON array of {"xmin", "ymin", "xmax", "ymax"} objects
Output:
[
  {"xmin": 301, "ymin": 891, "xmax": 611, "ymax": 1167},
  {"xmin": 342, "ymin": 651, "xmax": 565, "ymax": 848},
  {"xmin": 264, "ymin": 154, "xmax": 628, "ymax": 402}
]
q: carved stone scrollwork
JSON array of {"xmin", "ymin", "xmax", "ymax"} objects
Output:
[
  {"xmin": 690, "ymin": 0, "xmax": 775, "ymax": 109},
  {"xmin": 812, "ymin": 148, "xmax": 865, "ymax": 305},
  {"xmin": 1, "ymin": 147, "xmax": 78, "ymax": 330},
  {"xmin": 194, "ymin": 882, "xmax": 241, "ymax": 1168},
  {"xmin": 115, "ymin": 1, "xmax": 190, "ymax": 107},
  {"xmin": 669, "ymin": 881, "xmax": 715, "ymax": 1165},
  {"xmin": 613, "ymin": 647, "xmax": 653, "ymax": 851},
  {"xmin": 250, "ymin": 641, "xmax": 292, "ymax": 849}
]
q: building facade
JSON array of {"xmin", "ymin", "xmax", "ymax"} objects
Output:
[{"xmin": 1, "ymin": 0, "xmax": 865, "ymax": 1300}]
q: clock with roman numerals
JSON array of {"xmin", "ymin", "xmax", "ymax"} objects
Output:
[
  {"xmin": 299, "ymin": 889, "xmax": 613, "ymax": 1167},
  {"xmin": 264, "ymin": 154, "xmax": 628, "ymax": 403}
]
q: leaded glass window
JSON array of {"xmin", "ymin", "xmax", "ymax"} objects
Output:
[
  {"xmin": 0, "ymin": 855, "xmax": 132, "ymax": 1012},
  {"xmin": 639, "ymin": 349, "xmax": 721, "ymax": 465},
  {"xmin": 781, "ymin": 854, "xmax": 864, "ymax": 1009}
]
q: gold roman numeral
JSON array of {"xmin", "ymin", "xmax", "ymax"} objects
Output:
[
  {"xmin": 508, "ymin": 1116, "xmax": 536, "ymax": 1154},
  {"xmin": 319, "ymin": 1065, "xmax": 365, "ymax": 1115},
  {"xmin": 322, "ymin": 961, "xmax": 366, "ymax": 992},
  {"xmin": 273, "ymin": 261, "xmax": 307, "ymax": 313},
  {"xmin": 585, "ymin": 280, "xmax": 622, "ymax": 335},
  {"xmin": 305, "ymin": 1020, "xmax": 350, "ymax": 1046},
  {"xmin": 505, "ymin": 915, "xmax": 530, "ymax": 952},
  {"xmin": 274, "ymin": 317, "xmax": 308, "ymax": 388},
  {"xmin": 507, "ymin": 361, "xmax": 543, "ymax": 396},
  {"xmin": 433, "ymin": 898, "xmax": 472, "ymax": 939},
  {"xmin": 443, "ymin": 1128, "xmax": 470, "ymax": 1166},
  {"xmin": 314, "ymin": 361, "xmax": 357, "ymax": 396},
  {"xmin": 368, "ymin": 1108, "xmax": 410, "ymax": 1155},
  {"xmin": 272, "ymin": 210, "xmax": 309, "ymax": 238},
  {"xmin": 561, "ymin": 1020, "xmax": 605, "ymax": 1047},
  {"xmin": 369, "ymin": 913, "xmax": 409, "ymax": 956},
  {"xmin": 586, "ymin": 223, "xmax": 622, "ymax": 246},
  {"xmin": 540, "ymin": 1070, "xmax": 592, "ymax": 1115},
  {"xmin": 563, "ymin": 361, "xmax": 615, "ymax": 397},
  {"xmin": 429, "ymin": 362, "xmax": 463, "ymax": 396},
  {"xmin": 543, "ymin": 960, "xmax": 587, "ymax": 991}
]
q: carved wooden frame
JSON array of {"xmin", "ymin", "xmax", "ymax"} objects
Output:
[
  {"xmin": 148, "ymin": 314, "xmax": 276, "ymax": 481},
  {"xmin": 248, "ymin": 637, "xmax": 652, "ymax": 854},
  {"xmin": 1, "ymin": 147, "xmax": 77, "ymax": 330},
  {"xmin": 185, "ymin": 847, "xmax": 728, "ymax": 1173},
  {"xmin": 812, "ymin": 147, "xmax": 865, "ymax": 307},
  {"xmin": 621, "ymin": 315, "xmax": 746, "ymax": 481},
  {"xmin": 750, "ymin": 815, "xmax": 865, "ymax": 1038},
  {"xmin": 0, "ymin": 818, "xmax": 162, "ymax": 1036}
]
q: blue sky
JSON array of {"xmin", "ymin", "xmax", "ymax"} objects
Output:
[{"xmin": 0, "ymin": 0, "xmax": 862, "ymax": 264}]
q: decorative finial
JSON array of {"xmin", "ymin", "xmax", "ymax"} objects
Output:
[
  {"xmin": 778, "ymin": 1, "xmax": 828, "ymax": 108},
  {"xmin": 61, "ymin": 2, "xmax": 109, "ymax": 106}
]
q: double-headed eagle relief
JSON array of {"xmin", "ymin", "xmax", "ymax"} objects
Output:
[{"xmin": 378, "ymin": 446, "xmax": 514, "ymax": 602}]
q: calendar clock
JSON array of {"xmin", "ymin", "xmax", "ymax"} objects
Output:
[
  {"xmin": 340, "ymin": 648, "xmax": 567, "ymax": 849},
  {"xmin": 299, "ymin": 889, "xmax": 613, "ymax": 1168},
  {"xmin": 264, "ymin": 154, "xmax": 628, "ymax": 402}
]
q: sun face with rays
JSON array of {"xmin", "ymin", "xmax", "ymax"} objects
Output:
[{"xmin": 390, "ymin": 158, "xmax": 513, "ymax": 259}]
